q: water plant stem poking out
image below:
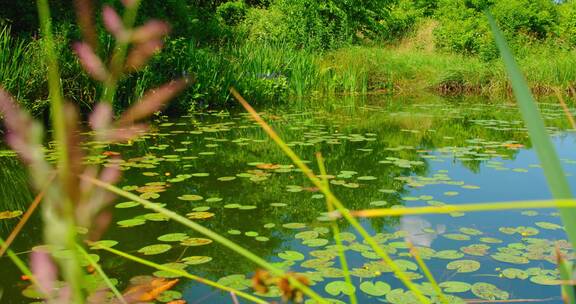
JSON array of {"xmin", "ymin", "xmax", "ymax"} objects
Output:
[{"xmin": 487, "ymin": 11, "xmax": 576, "ymax": 252}]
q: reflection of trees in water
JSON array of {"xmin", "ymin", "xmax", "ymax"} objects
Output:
[
  {"xmin": 1, "ymin": 97, "xmax": 572, "ymax": 298},
  {"xmin": 97, "ymin": 100, "xmax": 550, "ymax": 282}
]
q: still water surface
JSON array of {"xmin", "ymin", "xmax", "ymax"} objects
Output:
[{"xmin": 1, "ymin": 96, "xmax": 575, "ymax": 303}]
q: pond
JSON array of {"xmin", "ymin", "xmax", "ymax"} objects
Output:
[{"xmin": 0, "ymin": 95, "xmax": 574, "ymax": 303}]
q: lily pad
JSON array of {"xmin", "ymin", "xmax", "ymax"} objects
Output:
[
  {"xmin": 439, "ymin": 281, "xmax": 471, "ymax": 293},
  {"xmin": 325, "ymin": 281, "xmax": 356, "ymax": 296},
  {"xmin": 158, "ymin": 233, "xmax": 189, "ymax": 242},
  {"xmin": 446, "ymin": 260, "xmax": 480, "ymax": 273},
  {"xmin": 180, "ymin": 238, "xmax": 213, "ymax": 247},
  {"xmin": 117, "ymin": 218, "xmax": 146, "ymax": 228},
  {"xmin": 186, "ymin": 211, "xmax": 215, "ymax": 219},
  {"xmin": 178, "ymin": 194, "xmax": 204, "ymax": 201},
  {"xmin": 138, "ymin": 244, "xmax": 172, "ymax": 255},
  {"xmin": 535, "ymin": 222, "xmax": 563, "ymax": 230},
  {"xmin": 471, "ymin": 282, "xmax": 509, "ymax": 301},
  {"xmin": 502, "ymin": 268, "xmax": 528, "ymax": 280},
  {"xmin": 278, "ymin": 251, "xmax": 305, "ymax": 261},
  {"xmin": 360, "ymin": 281, "xmax": 391, "ymax": 296},
  {"xmin": 283, "ymin": 223, "xmax": 307, "ymax": 229},
  {"xmin": 435, "ymin": 250, "xmax": 464, "ymax": 260},
  {"xmin": 182, "ymin": 256, "xmax": 213, "ymax": 265}
]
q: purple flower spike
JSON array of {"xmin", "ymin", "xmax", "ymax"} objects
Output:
[
  {"xmin": 102, "ymin": 5, "xmax": 127, "ymax": 41},
  {"xmin": 73, "ymin": 42, "xmax": 108, "ymax": 81},
  {"xmin": 31, "ymin": 249, "xmax": 58, "ymax": 297}
]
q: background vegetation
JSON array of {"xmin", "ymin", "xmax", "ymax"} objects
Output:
[{"xmin": 3, "ymin": 0, "xmax": 576, "ymax": 115}]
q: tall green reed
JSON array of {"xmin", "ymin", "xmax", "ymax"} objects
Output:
[{"xmin": 487, "ymin": 11, "xmax": 576, "ymax": 303}]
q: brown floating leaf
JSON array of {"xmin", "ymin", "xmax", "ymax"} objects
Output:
[
  {"xmin": 73, "ymin": 42, "xmax": 108, "ymax": 81},
  {"xmin": 118, "ymin": 78, "xmax": 190, "ymax": 126}
]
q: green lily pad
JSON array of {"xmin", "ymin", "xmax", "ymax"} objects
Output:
[
  {"xmin": 182, "ymin": 256, "xmax": 213, "ymax": 265},
  {"xmin": 443, "ymin": 234, "xmax": 471, "ymax": 241},
  {"xmin": 158, "ymin": 233, "xmax": 189, "ymax": 242},
  {"xmin": 295, "ymin": 231, "xmax": 320, "ymax": 240},
  {"xmin": 283, "ymin": 223, "xmax": 307, "ymax": 229},
  {"xmin": 460, "ymin": 244, "xmax": 490, "ymax": 256},
  {"xmin": 439, "ymin": 281, "xmax": 471, "ymax": 293},
  {"xmin": 138, "ymin": 244, "xmax": 172, "ymax": 255},
  {"xmin": 459, "ymin": 227, "xmax": 483, "ymax": 236},
  {"xmin": 117, "ymin": 218, "xmax": 146, "ymax": 227},
  {"xmin": 217, "ymin": 274, "xmax": 251, "ymax": 290},
  {"xmin": 325, "ymin": 281, "xmax": 356, "ymax": 296},
  {"xmin": 446, "ymin": 260, "xmax": 480, "ymax": 273},
  {"xmin": 491, "ymin": 253, "xmax": 530, "ymax": 265},
  {"xmin": 435, "ymin": 250, "xmax": 464, "ymax": 260},
  {"xmin": 535, "ymin": 222, "xmax": 563, "ymax": 230},
  {"xmin": 303, "ymin": 238, "xmax": 329, "ymax": 247},
  {"xmin": 530, "ymin": 275, "xmax": 558, "ymax": 285},
  {"xmin": 471, "ymin": 282, "xmax": 509, "ymax": 301},
  {"xmin": 360, "ymin": 281, "xmax": 391, "ymax": 296},
  {"xmin": 178, "ymin": 194, "xmax": 204, "ymax": 201},
  {"xmin": 480, "ymin": 237, "xmax": 503, "ymax": 244},
  {"xmin": 502, "ymin": 268, "xmax": 528, "ymax": 280},
  {"xmin": 90, "ymin": 240, "xmax": 118, "ymax": 249},
  {"xmin": 180, "ymin": 238, "xmax": 213, "ymax": 246},
  {"xmin": 115, "ymin": 201, "xmax": 139, "ymax": 209},
  {"xmin": 278, "ymin": 251, "xmax": 305, "ymax": 261}
]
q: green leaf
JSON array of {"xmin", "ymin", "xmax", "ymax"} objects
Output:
[
  {"xmin": 278, "ymin": 251, "xmax": 305, "ymax": 261},
  {"xmin": 443, "ymin": 234, "xmax": 471, "ymax": 241},
  {"xmin": 439, "ymin": 281, "xmax": 471, "ymax": 293},
  {"xmin": 178, "ymin": 194, "xmax": 204, "ymax": 201},
  {"xmin": 182, "ymin": 256, "xmax": 213, "ymax": 265},
  {"xmin": 325, "ymin": 281, "xmax": 356, "ymax": 296},
  {"xmin": 446, "ymin": 260, "xmax": 480, "ymax": 273},
  {"xmin": 491, "ymin": 253, "xmax": 529, "ymax": 265},
  {"xmin": 471, "ymin": 282, "xmax": 509, "ymax": 301},
  {"xmin": 530, "ymin": 275, "xmax": 559, "ymax": 286},
  {"xmin": 535, "ymin": 222, "xmax": 563, "ymax": 230},
  {"xmin": 138, "ymin": 244, "xmax": 172, "ymax": 255},
  {"xmin": 487, "ymin": 11, "xmax": 576, "ymax": 250},
  {"xmin": 360, "ymin": 281, "xmax": 391, "ymax": 296},
  {"xmin": 435, "ymin": 250, "xmax": 464, "ymax": 260},
  {"xmin": 502, "ymin": 268, "xmax": 528, "ymax": 280},
  {"xmin": 158, "ymin": 233, "xmax": 189, "ymax": 242}
]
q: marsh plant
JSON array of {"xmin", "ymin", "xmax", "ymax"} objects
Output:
[{"xmin": 0, "ymin": 0, "xmax": 188, "ymax": 302}]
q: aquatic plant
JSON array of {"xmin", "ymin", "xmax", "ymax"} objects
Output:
[{"xmin": 0, "ymin": 0, "xmax": 188, "ymax": 302}]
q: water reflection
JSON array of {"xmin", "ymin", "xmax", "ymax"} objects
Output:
[{"xmin": 0, "ymin": 95, "xmax": 573, "ymax": 303}]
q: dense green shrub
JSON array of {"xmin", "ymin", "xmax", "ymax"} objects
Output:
[
  {"xmin": 216, "ymin": 1, "xmax": 248, "ymax": 26},
  {"xmin": 434, "ymin": 0, "xmax": 497, "ymax": 60},
  {"xmin": 558, "ymin": 1, "xmax": 576, "ymax": 46},
  {"xmin": 433, "ymin": 0, "xmax": 561, "ymax": 61},
  {"xmin": 383, "ymin": 0, "xmax": 425, "ymax": 39}
]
